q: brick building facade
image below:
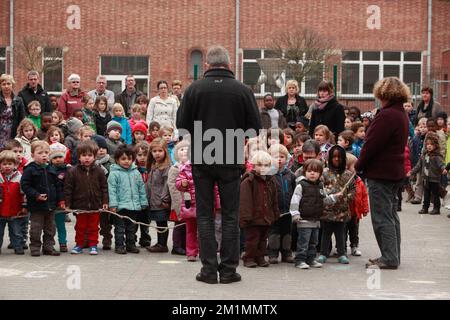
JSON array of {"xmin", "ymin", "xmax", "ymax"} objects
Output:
[{"xmin": 1, "ymin": 0, "xmax": 449, "ymax": 111}]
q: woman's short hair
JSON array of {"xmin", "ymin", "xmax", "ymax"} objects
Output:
[
  {"xmin": 285, "ymin": 79, "xmax": 299, "ymax": 93},
  {"xmin": 317, "ymin": 80, "xmax": 334, "ymax": 94},
  {"xmin": 0, "ymin": 74, "xmax": 15, "ymax": 85},
  {"xmin": 373, "ymin": 77, "xmax": 411, "ymax": 103}
]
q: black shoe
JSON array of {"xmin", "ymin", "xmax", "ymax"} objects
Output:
[
  {"xmin": 126, "ymin": 246, "xmax": 140, "ymax": 254},
  {"xmin": 397, "ymin": 205, "xmax": 402, "ymax": 212},
  {"xmin": 429, "ymin": 209, "xmax": 441, "ymax": 215},
  {"xmin": 14, "ymin": 248, "xmax": 25, "ymax": 255},
  {"xmin": 418, "ymin": 208, "xmax": 429, "ymax": 214},
  {"xmin": 115, "ymin": 247, "xmax": 127, "ymax": 254},
  {"xmin": 220, "ymin": 272, "xmax": 242, "ymax": 284},
  {"xmin": 103, "ymin": 245, "xmax": 111, "ymax": 251},
  {"xmin": 196, "ymin": 272, "xmax": 218, "ymax": 284},
  {"xmin": 43, "ymin": 249, "xmax": 60, "ymax": 256},
  {"xmin": 171, "ymin": 248, "xmax": 186, "ymax": 255},
  {"xmin": 410, "ymin": 199, "xmax": 422, "ymax": 205},
  {"xmin": 7, "ymin": 244, "xmax": 13, "ymax": 249},
  {"xmin": 23, "ymin": 244, "xmax": 28, "ymax": 250}
]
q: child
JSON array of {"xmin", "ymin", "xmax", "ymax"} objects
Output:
[
  {"xmin": 267, "ymin": 144, "xmax": 296, "ymax": 264},
  {"xmin": 52, "ymin": 111, "xmax": 69, "ymax": 138},
  {"xmin": 15, "ymin": 118, "xmax": 39, "ymax": 162},
  {"xmin": 132, "ymin": 121, "xmax": 148, "ymax": 145},
  {"xmin": 337, "ymin": 130, "xmax": 355, "ymax": 154},
  {"xmin": 410, "ymin": 117, "xmax": 428, "ymax": 204},
  {"xmin": 267, "ymin": 128, "xmax": 285, "ymax": 148},
  {"xmin": 344, "ymin": 116, "xmax": 354, "ymax": 130},
  {"xmin": 361, "ymin": 112, "xmax": 373, "ymax": 131},
  {"xmin": 348, "ymin": 106, "xmax": 362, "ymax": 122},
  {"xmin": 64, "ymin": 117, "xmax": 83, "ymax": 166},
  {"xmin": 426, "ymin": 118, "xmax": 446, "ymax": 158},
  {"xmin": 129, "ymin": 104, "xmax": 144, "ymax": 130},
  {"xmin": 27, "ymin": 100, "xmax": 42, "ymax": 129},
  {"xmin": 94, "ymin": 96, "xmax": 111, "ymax": 137},
  {"xmin": 145, "ymin": 138, "xmax": 171, "ymax": 252},
  {"xmin": 64, "ymin": 141, "xmax": 108, "ymax": 255},
  {"xmin": 0, "ymin": 150, "xmax": 27, "ymax": 255},
  {"xmin": 105, "ymin": 120, "xmax": 124, "ymax": 158},
  {"xmin": 108, "ymin": 145, "xmax": 148, "ymax": 254},
  {"xmin": 136, "ymin": 95, "xmax": 150, "ymax": 119},
  {"xmin": 240, "ymin": 151, "xmax": 280, "ymax": 267},
  {"xmin": 436, "ymin": 112, "xmax": 448, "ymax": 133},
  {"xmin": 21, "ymin": 141, "xmax": 62, "ymax": 256},
  {"xmin": 148, "ymin": 121, "xmax": 161, "ymax": 144},
  {"xmin": 37, "ymin": 112, "xmax": 54, "ymax": 140},
  {"xmin": 48, "ymin": 143, "xmax": 70, "ymax": 253},
  {"xmin": 244, "ymin": 136, "xmax": 267, "ymax": 173},
  {"xmin": 112, "ymin": 103, "xmax": 132, "ymax": 145},
  {"xmin": 4, "ymin": 139, "xmax": 27, "ymax": 174},
  {"xmin": 159, "ymin": 126, "xmax": 175, "ymax": 164},
  {"xmin": 294, "ymin": 118, "xmax": 309, "ymax": 135},
  {"xmin": 79, "ymin": 125, "xmax": 95, "ymax": 142},
  {"xmin": 351, "ymin": 122, "xmax": 365, "ymax": 158},
  {"xmin": 409, "ymin": 133, "xmax": 446, "ymax": 215},
  {"xmin": 283, "ymin": 128, "xmax": 295, "ymax": 155},
  {"xmin": 317, "ymin": 145, "xmax": 355, "ymax": 264},
  {"xmin": 72, "ymin": 109, "xmax": 84, "ymax": 122},
  {"xmin": 81, "ymin": 95, "xmax": 96, "ymax": 133},
  {"xmin": 290, "ymin": 159, "xmax": 341, "ymax": 269},
  {"xmin": 314, "ymin": 124, "xmax": 333, "ymax": 161},
  {"xmin": 46, "ymin": 126, "xmax": 71, "ymax": 164},
  {"xmin": 49, "ymin": 94, "xmax": 59, "ymax": 111},
  {"xmin": 288, "ymin": 133, "xmax": 310, "ymax": 173},
  {"xmin": 345, "ymin": 153, "xmax": 368, "ymax": 256}
]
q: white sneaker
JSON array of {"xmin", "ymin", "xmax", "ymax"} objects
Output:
[
  {"xmin": 309, "ymin": 260, "xmax": 323, "ymax": 268},
  {"xmin": 351, "ymin": 247, "xmax": 362, "ymax": 256},
  {"xmin": 295, "ymin": 262, "xmax": 310, "ymax": 269}
]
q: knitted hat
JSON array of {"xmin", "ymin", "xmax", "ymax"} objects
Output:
[
  {"xmin": 132, "ymin": 121, "xmax": 148, "ymax": 136},
  {"xmin": 67, "ymin": 117, "xmax": 83, "ymax": 135},
  {"xmin": 49, "ymin": 142, "xmax": 67, "ymax": 160},
  {"xmin": 106, "ymin": 120, "xmax": 122, "ymax": 134},
  {"xmin": 92, "ymin": 135, "xmax": 108, "ymax": 150}
]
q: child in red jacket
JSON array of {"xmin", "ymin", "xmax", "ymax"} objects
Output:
[{"xmin": 346, "ymin": 153, "xmax": 369, "ymax": 256}]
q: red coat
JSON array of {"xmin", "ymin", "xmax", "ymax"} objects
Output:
[
  {"xmin": 0, "ymin": 171, "xmax": 25, "ymax": 217},
  {"xmin": 350, "ymin": 176, "xmax": 369, "ymax": 220},
  {"xmin": 58, "ymin": 90, "xmax": 86, "ymax": 119},
  {"xmin": 404, "ymin": 145, "xmax": 411, "ymax": 174}
]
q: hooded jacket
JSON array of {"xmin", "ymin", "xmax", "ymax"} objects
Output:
[{"xmin": 112, "ymin": 116, "xmax": 132, "ymax": 145}]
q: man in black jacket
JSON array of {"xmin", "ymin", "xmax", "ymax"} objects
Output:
[
  {"xmin": 18, "ymin": 71, "xmax": 52, "ymax": 113},
  {"xmin": 177, "ymin": 45, "xmax": 261, "ymax": 284},
  {"xmin": 115, "ymin": 75, "xmax": 143, "ymax": 117}
]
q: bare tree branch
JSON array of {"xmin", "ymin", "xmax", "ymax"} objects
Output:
[{"xmin": 15, "ymin": 36, "xmax": 63, "ymax": 74}]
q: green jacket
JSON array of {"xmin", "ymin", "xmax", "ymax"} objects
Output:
[
  {"xmin": 27, "ymin": 114, "xmax": 41, "ymax": 129},
  {"xmin": 108, "ymin": 163, "xmax": 148, "ymax": 212}
]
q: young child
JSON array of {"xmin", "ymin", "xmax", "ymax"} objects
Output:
[
  {"xmin": 49, "ymin": 94, "xmax": 59, "ymax": 111},
  {"xmin": 5, "ymin": 139, "xmax": 27, "ymax": 174},
  {"xmin": 288, "ymin": 133, "xmax": 310, "ymax": 174},
  {"xmin": 344, "ymin": 116, "xmax": 354, "ymax": 130},
  {"xmin": 27, "ymin": 100, "xmax": 42, "ymax": 129},
  {"xmin": 145, "ymin": 138, "xmax": 171, "ymax": 252},
  {"xmin": 79, "ymin": 125, "xmax": 95, "ymax": 142},
  {"xmin": 148, "ymin": 121, "xmax": 161, "ymax": 144},
  {"xmin": 72, "ymin": 109, "xmax": 84, "ymax": 122},
  {"xmin": 409, "ymin": 133, "xmax": 446, "ymax": 215},
  {"xmin": 314, "ymin": 125, "xmax": 333, "ymax": 161},
  {"xmin": 159, "ymin": 126, "xmax": 175, "ymax": 164},
  {"xmin": 244, "ymin": 136, "xmax": 267, "ymax": 173},
  {"xmin": 361, "ymin": 112, "xmax": 373, "ymax": 131},
  {"xmin": 267, "ymin": 128, "xmax": 285, "ymax": 148},
  {"xmin": 81, "ymin": 95, "xmax": 96, "ymax": 133},
  {"xmin": 15, "ymin": 118, "xmax": 39, "ymax": 163},
  {"xmin": 64, "ymin": 117, "xmax": 83, "ymax": 166},
  {"xmin": 283, "ymin": 128, "xmax": 295, "ymax": 155},
  {"xmin": 426, "ymin": 118, "xmax": 446, "ymax": 158},
  {"xmin": 295, "ymin": 118, "xmax": 309, "ymax": 135},
  {"xmin": 337, "ymin": 130, "xmax": 355, "ymax": 154},
  {"xmin": 112, "ymin": 103, "xmax": 132, "ymax": 145},
  {"xmin": 21, "ymin": 141, "xmax": 63, "ymax": 257},
  {"xmin": 132, "ymin": 121, "xmax": 148, "ymax": 145},
  {"xmin": 240, "ymin": 151, "xmax": 280, "ymax": 268},
  {"xmin": 351, "ymin": 122, "xmax": 365, "ymax": 158},
  {"xmin": 0, "ymin": 150, "xmax": 27, "ymax": 255},
  {"xmin": 436, "ymin": 112, "xmax": 448, "ymax": 133},
  {"xmin": 52, "ymin": 111, "xmax": 69, "ymax": 138},
  {"xmin": 64, "ymin": 141, "xmax": 109, "ymax": 255},
  {"xmin": 105, "ymin": 120, "xmax": 124, "ymax": 158},
  {"xmin": 108, "ymin": 145, "xmax": 148, "ymax": 254},
  {"xmin": 93, "ymin": 96, "xmax": 111, "ymax": 137},
  {"xmin": 129, "ymin": 104, "xmax": 144, "ymax": 130},
  {"xmin": 317, "ymin": 145, "xmax": 355, "ymax": 264},
  {"xmin": 37, "ymin": 112, "xmax": 54, "ymax": 140},
  {"xmin": 48, "ymin": 143, "xmax": 70, "ymax": 253},
  {"xmin": 290, "ymin": 159, "xmax": 341, "ymax": 269},
  {"xmin": 46, "ymin": 126, "xmax": 71, "ymax": 164},
  {"xmin": 267, "ymin": 144, "xmax": 296, "ymax": 264},
  {"xmin": 410, "ymin": 117, "xmax": 428, "ymax": 204}
]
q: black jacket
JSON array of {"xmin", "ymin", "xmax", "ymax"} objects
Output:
[
  {"xmin": 18, "ymin": 84, "xmax": 52, "ymax": 114},
  {"xmin": 309, "ymin": 97, "xmax": 345, "ymax": 137},
  {"xmin": 274, "ymin": 94, "xmax": 308, "ymax": 127},
  {"xmin": 94, "ymin": 111, "xmax": 112, "ymax": 137},
  {"xmin": 115, "ymin": 88, "xmax": 144, "ymax": 117},
  {"xmin": 21, "ymin": 162, "xmax": 63, "ymax": 213},
  {"xmin": 0, "ymin": 93, "xmax": 26, "ymax": 139},
  {"xmin": 274, "ymin": 167, "xmax": 296, "ymax": 213},
  {"xmin": 176, "ymin": 68, "xmax": 262, "ymax": 166}
]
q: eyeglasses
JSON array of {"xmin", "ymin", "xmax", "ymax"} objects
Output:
[
  {"xmin": 71, "ymin": 81, "xmax": 80, "ymax": 83},
  {"xmin": 159, "ymin": 87, "xmax": 168, "ymax": 90}
]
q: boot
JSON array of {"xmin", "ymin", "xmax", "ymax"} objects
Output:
[{"xmin": 429, "ymin": 208, "xmax": 441, "ymax": 215}]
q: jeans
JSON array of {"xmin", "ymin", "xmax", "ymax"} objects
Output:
[
  {"xmin": 295, "ymin": 227, "xmax": 319, "ymax": 264},
  {"xmin": 0, "ymin": 217, "xmax": 22, "ymax": 249},
  {"xmin": 423, "ymin": 180, "xmax": 440, "ymax": 210},
  {"xmin": 367, "ymin": 179, "xmax": 402, "ymax": 267},
  {"xmin": 267, "ymin": 214, "xmax": 292, "ymax": 258},
  {"xmin": 193, "ymin": 165, "xmax": 241, "ymax": 277},
  {"xmin": 320, "ymin": 221, "xmax": 346, "ymax": 257},
  {"xmin": 345, "ymin": 215, "xmax": 359, "ymax": 248},
  {"xmin": 113, "ymin": 210, "xmax": 138, "ymax": 249}
]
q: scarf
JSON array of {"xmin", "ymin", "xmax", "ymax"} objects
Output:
[
  {"xmin": 315, "ymin": 95, "xmax": 334, "ymax": 110},
  {"xmin": 417, "ymin": 98, "xmax": 434, "ymax": 119}
]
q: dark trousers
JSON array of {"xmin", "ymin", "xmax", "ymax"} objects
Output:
[
  {"xmin": 193, "ymin": 165, "xmax": 241, "ymax": 277},
  {"xmin": 320, "ymin": 221, "xmax": 346, "ymax": 257},
  {"xmin": 172, "ymin": 221, "xmax": 186, "ymax": 250},
  {"xmin": 367, "ymin": 179, "xmax": 402, "ymax": 267},
  {"xmin": 295, "ymin": 227, "xmax": 319, "ymax": 264},
  {"xmin": 29, "ymin": 211, "xmax": 56, "ymax": 254},
  {"xmin": 139, "ymin": 210, "xmax": 151, "ymax": 247},
  {"xmin": 0, "ymin": 217, "xmax": 22, "ymax": 249},
  {"xmin": 156, "ymin": 221, "xmax": 169, "ymax": 246},
  {"xmin": 345, "ymin": 215, "xmax": 360, "ymax": 248},
  {"xmin": 242, "ymin": 226, "xmax": 269, "ymax": 262},
  {"xmin": 267, "ymin": 214, "xmax": 292, "ymax": 258},
  {"xmin": 113, "ymin": 210, "xmax": 138, "ymax": 249},
  {"xmin": 423, "ymin": 180, "xmax": 440, "ymax": 210},
  {"xmin": 100, "ymin": 212, "xmax": 113, "ymax": 247}
]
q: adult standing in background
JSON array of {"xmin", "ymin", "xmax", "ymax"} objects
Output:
[
  {"xmin": 177, "ymin": 45, "xmax": 261, "ymax": 285},
  {"xmin": 88, "ymin": 75, "xmax": 115, "ymax": 112},
  {"xmin": 416, "ymin": 86, "xmax": 443, "ymax": 125},
  {"xmin": 18, "ymin": 70, "xmax": 52, "ymax": 114},
  {"xmin": 355, "ymin": 77, "xmax": 409, "ymax": 270},
  {"xmin": 146, "ymin": 80, "xmax": 178, "ymax": 129},
  {"xmin": 171, "ymin": 80, "xmax": 184, "ymax": 106},
  {"xmin": 58, "ymin": 74, "xmax": 86, "ymax": 119},
  {"xmin": 275, "ymin": 79, "xmax": 308, "ymax": 130},
  {"xmin": 115, "ymin": 75, "xmax": 143, "ymax": 117}
]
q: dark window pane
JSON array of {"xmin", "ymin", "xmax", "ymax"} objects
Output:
[
  {"xmin": 43, "ymin": 60, "xmax": 63, "ymax": 92},
  {"xmin": 264, "ymin": 50, "xmax": 279, "ymax": 58},
  {"xmin": 383, "ymin": 52, "xmax": 401, "ymax": 61},
  {"xmin": 342, "ymin": 64, "xmax": 359, "ymax": 94},
  {"xmin": 0, "ymin": 60, "xmax": 5, "ymax": 75},
  {"xmin": 404, "ymin": 52, "xmax": 421, "ymax": 62},
  {"xmin": 243, "ymin": 62, "xmax": 261, "ymax": 94},
  {"xmin": 135, "ymin": 79, "xmax": 148, "ymax": 96},
  {"xmin": 403, "ymin": 64, "xmax": 421, "ymax": 85},
  {"xmin": 363, "ymin": 65, "xmax": 379, "ymax": 93},
  {"xmin": 44, "ymin": 47, "xmax": 62, "ymax": 58},
  {"xmin": 101, "ymin": 56, "xmax": 149, "ymax": 75},
  {"xmin": 243, "ymin": 50, "xmax": 261, "ymax": 60},
  {"xmin": 342, "ymin": 51, "xmax": 359, "ymax": 61},
  {"xmin": 108, "ymin": 80, "xmax": 122, "ymax": 96},
  {"xmin": 363, "ymin": 51, "xmax": 380, "ymax": 61},
  {"xmin": 189, "ymin": 50, "xmax": 203, "ymax": 79},
  {"xmin": 0, "ymin": 47, "xmax": 5, "ymax": 57},
  {"xmin": 383, "ymin": 65, "xmax": 399, "ymax": 78},
  {"xmin": 305, "ymin": 64, "xmax": 323, "ymax": 94}
]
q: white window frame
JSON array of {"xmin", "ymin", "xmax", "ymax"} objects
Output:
[
  {"xmin": 0, "ymin": 48, "xmax": 6, "ymax": 74},
  {"xmin": 42, "ymin": 48, "xmax": 64, "ymax": 95},
  {"xmin": 341, "ymin": 51, "xmax": 422, "ymax": 99}
]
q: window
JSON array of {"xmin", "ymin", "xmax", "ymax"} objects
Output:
[
  {"xmin": 0, "ymin": 48, "xmax": 5, "ymax": 74},
  {"xmin": 341, "ymin": 50, "xmax": 422, "ymax": 96},
  {"xmin": 100, "ymin": 56, "xmax": 150, "ymax": 96},
  {"xmin": 189, "ymin": 50, "xmax": 203, "ymax": 79},
  {"xmin": 42, "ymin": 48, "xmax": 63, "ymax": 93}
]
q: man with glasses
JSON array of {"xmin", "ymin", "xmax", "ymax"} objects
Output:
[
  {"xmin": 88, "ymin": 75, "xmax": 115, "ymax": 112},
  {"xmin": 115, "ymin": 75, "xmax": 143, "ymax": 117},
  {"xmin": 58, "ymin": 73, "xmax": 87, "ymax": 119},
  {"xmin": 18, "ymin": 71, "xmax": 52, "ymax": 114}
]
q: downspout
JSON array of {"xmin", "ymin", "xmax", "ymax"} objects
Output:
[
  {"xmin": 9, "ymin": 0, "xmax": 14, "ymax": 76},
  {"xmin": 427, "ymin": 0, "xmax": 432, "ymax": 83},
  {"xmin": 235, "ymin": 0, "xmax": 240, "ymax": 79}
]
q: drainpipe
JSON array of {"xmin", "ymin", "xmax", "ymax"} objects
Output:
[
  {"xmin": 427, "ymin": 0, "xmax": 432, "ymax": 83},
  {"xmin": 235, "ymin": 0, "xmax": 240, "ymax": 79},
  {"xmin": 9, "ymin": 0, "xmax": 14, "ymax": 76}
]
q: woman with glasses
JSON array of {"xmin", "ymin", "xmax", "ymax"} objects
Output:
[
  {"xmin": 58, "ymin": 74, "xmax": 87, "ymax": 119},
  {"xmin": 146, "ymin": 80, "xmax": 178, "ymax": 130}
]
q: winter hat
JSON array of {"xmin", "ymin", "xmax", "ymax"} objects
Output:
[
  {"xmin": 173, "ymin": 140, "xmax": 190, "ymax": 162},
  {"xmin": 132, "ymin": 121, "xmax": 148, "ymax": 136},
  {"xmin": 106, "ymin": 120, "xmax": 123, "ymax": 134},
  {"xmin": 67, "ymin": 117, "xmax": 83, "ymax": 135},
  {"xmin": 92, "ymin": 135, "xmax": 108, "ymax": 150},
  {"xmin": 49, "ymin": 142, "xmax": 67, "ymax": 160}
]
